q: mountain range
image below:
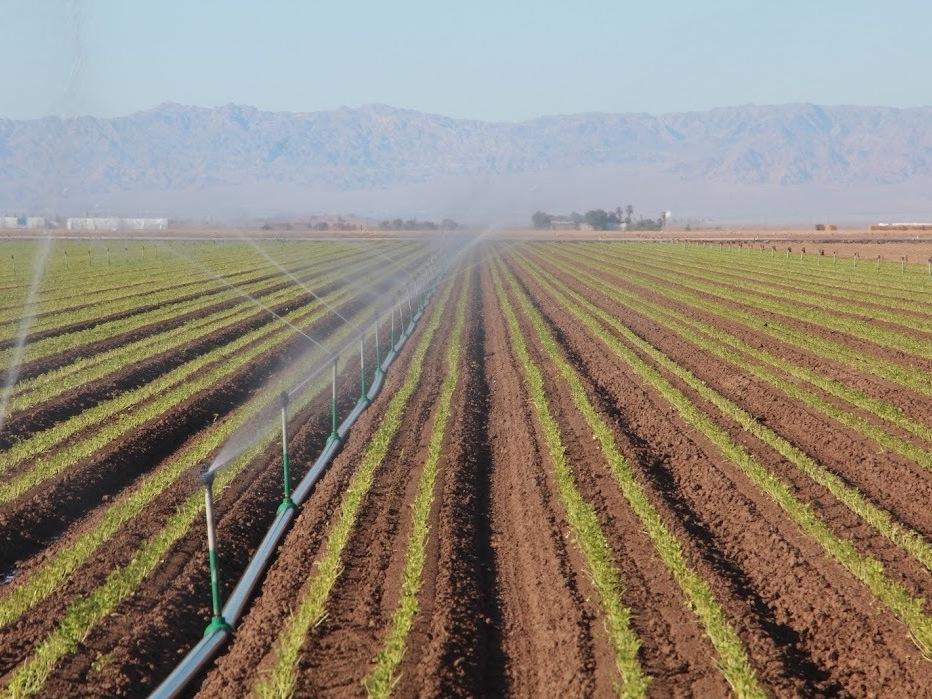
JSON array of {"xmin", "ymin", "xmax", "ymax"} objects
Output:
[{"xmin": 1, "ymin": 102, "xmax": 930, "ymax": 224}]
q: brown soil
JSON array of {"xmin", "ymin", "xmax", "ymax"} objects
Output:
[
  {"xmin": 505, "ymin": 252, "xmax": 931, "ymax": 695},
  {"xmin": 551, "ymin": 245, "xmax": 932, "ymax": 414},
  {"xmin": 2, "ymin": 242, "xmax": 931, "ymax": 697},
  {"xmin": 0, "ymin": 278, "xmax": 397, "ymax": 570},
  {"xmin": 0, "ymin": 251, "xmax": 383, "ymax": 448}
]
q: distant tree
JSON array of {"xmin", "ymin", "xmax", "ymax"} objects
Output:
[
  {"xmin": 632, "ymin": 218, "xmax": 662, "ymax": 231},
  {"xmin": 392, "ymin": 218, "xmax": 404, "ymax": 230},
  {"xmin": 260, "ymin": 223, "xmax": 272, "ymax": 231},
  {"xmin": 625, "ymin": 204, "xmax": 634, "ymax": 225},
  {"xmin": 441, "ymin": 218, "xmax": 459, "ymax": 230},
  {"xmin": 584, "ymin": 209, "xmax": 611, "ymax": 230},
  {"xmin": 313, "ymin": 221, "xmax": 330, "ymax": 231},
  {"xmin": 531, "ymin": 211, "xmax": 553, "ymax": 229},
  {"xmin": 571, "ymin": 211, "xmax": 583, "ymax": 225}
]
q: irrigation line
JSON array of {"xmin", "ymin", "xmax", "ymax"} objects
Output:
[{"xmin": 149, "ymin": 271, "xmax": 441, "ymax": 699}]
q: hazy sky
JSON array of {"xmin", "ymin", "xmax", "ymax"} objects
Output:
[{"xmin": 3, "ymin": 0, "xmax": 930, "ymax": 121}]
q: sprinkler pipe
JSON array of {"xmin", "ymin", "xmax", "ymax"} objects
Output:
[
  {"xmin": 277, "ymin": 392, "xmax": 296, "ymax": 514},
  {"xmin": 201, "ymin": 467, "xmax": 232, "ymax": 636}
]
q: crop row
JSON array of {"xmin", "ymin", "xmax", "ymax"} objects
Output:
[
  {"xmin": 0, "ymin": 246, "xmax": 377, "ymax": 371},
  {"xmin": 623, "ymin": 245, "xmax": 932, "ymax": 329},
  {"xmin": 493, "ymin": 259, "xmax": 762, "ymax": 698},
  {"xmin": 661, "ymin": 241, "xmax": 932, "ymax": 295},
  {"xmin": 0, "ymin": 243, "xmax": 319, "ymax": 328},
  {"xmin": 519, "ymin": 253, "xmax": 932, "ymax": 573},
  {"xmin": 639, "ymin": 243, "xmax": 932, "ymax": 305},
  {"xmin": 0, "ymin": 245, "xmax": 337, "ymax": 341},
  {"xmin": 0, "ymin": 288, "xmax": 398, "ymax": 696},
  {"xmin": 253, "ymin": 277, "xmax": 455, "ymax": 698},
  {"xmin": 365, "ymin": 271, "xmax": 470, "ymax": 697},
  {"xmin": 588, "ymin": 246, "xmax": 931, "ymax": 360},
  {"xmin": 3, "ymin": 246, "xmax": 418, "ymax": 416},
  {"xmin": 555, "ymin": 245, "xmax": 932, "ymax": 397},
  {"xmin": 531, "ymin": 250, "xmax": 932, "ymax": 463},
  {"xmin": 506, "ymin": 250, "xmax": 932, "ymax": 659},
  {"xmin": 0, "ymin": 262, "xmax": 401, "ymax": 504}
]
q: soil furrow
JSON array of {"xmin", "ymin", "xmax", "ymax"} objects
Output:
[{"xmin": 507, "ymin": 251, "xmax": 931, "ymax": 696}]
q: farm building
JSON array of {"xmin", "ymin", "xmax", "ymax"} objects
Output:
[
  {"xmin": 870, "ymin": 222, "xmax": 932, "ymax": 231},
  {"xmin": 1, "ymin": 216, "xmax": 47, "ymax": 228},
  {"xmin": 66, "ymin": 217, "xmax": 168, "ymax": 231}
]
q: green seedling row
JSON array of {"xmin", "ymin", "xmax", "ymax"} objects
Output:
[
  {"xmin": 552, "ymin": 246, "xmax": 932, "ymax": 397},
  {"xmin": 252, "ymin": 277, "xmax": 454, "ymax": 699},
  {"xmin": 521, "ymin": 254, "xmax": 932, "ymax": 576},
  {"xmin": 516, "ymin": 253, "xmax": 932, "ymax": 658},
  {"xmin": 491, "ymin": 264, "xmax": 651, "ymax": 698},
  {"xmin": 498, "ymin": 259, "xmax": 764, "ymax": 698}
]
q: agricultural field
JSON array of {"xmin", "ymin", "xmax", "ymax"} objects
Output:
[{"xmin": 0, "ymin": 238, "xmax": 931, "ymax": 697}]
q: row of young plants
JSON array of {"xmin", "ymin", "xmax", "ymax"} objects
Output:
[
  {"xmin": 494, "ymin": 259, "xmax": 765, "ymax": 698},
  {"xmin": 658, "ymin": 241, "xmax": 932, "ymax": 295},
  {"xmin": 0, "ymin": 266, "xmax": 398, "ymax": 503},
  {"xmin": 520, "ymin": 253, "xmax": 932, "ymax": 573},
  {"xmin": 252, "ymin": 277, "xmax": 456, "ymax": 699},
  {"xmin": 0, "ymin": 329, "xmax": 365, "ymax": 698},
  {"xmin": 3, "ymin": 248, "xmax": 415, "ymax": 416},
  {"xmin": 0, "ymin": 241, "xmax": 254, "ymax": 308},
  {"xmin": 556, "ymin": 245, "xmax": 932, "ymax": 398},
  {"xmin": 0, "ymin": 246, "xmax": 373, "ymax": 371},
  {"xmin": 0, "ymin": 247, "xmax": 335, "ymax": 341},
  {"xmin": 363, "ymin": 271, "xmax": 470, "ymax": 697},
  {"xmin": 590, "ymin": 246, "xmax": 932, "ymax": 360},
  {"xmin": 534, "ymin": 250, "xmax": 932, "ymax": 463},
  {"xmin": 0, "ymin": 293, "xmax": 400, "ymax": 697},
  {"xmin": 621, "ymin": 245, "xmax": 932, "ymax": 329},
  {"xmin": 0, "ymin": 244, "xmax": 298, "ymax": 329},
  {"xmin": 633, "ymin": 243, "xmax": 932, "ymax": 308},
  {"xmin": 510, "ymin": 253, "xmax": 932, "ymax": 660}
]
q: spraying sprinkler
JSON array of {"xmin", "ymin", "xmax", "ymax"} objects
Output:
[
  {"xmin": 277, "ymin": 392, "xmax": 296, "ymax": 514},
  {"xmin": 326, "ymin": 357, "xmax": 341, "ymax": 447},
  {"xmin": 200, "ymin": 466, "xmax": 232, "ymax": 636},
  {"xmin": 357, "ymin": 333, "xmax": 369, "ymax": 407},
  {"xmin": 373, "ymin": 317, "xmax": 383, "ymax": 379}
]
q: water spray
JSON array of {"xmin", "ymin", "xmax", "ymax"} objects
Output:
[{"xmin": 200, "ymin": 466, "xmax": 232, "ymax": 636}]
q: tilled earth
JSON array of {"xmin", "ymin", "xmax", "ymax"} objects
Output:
[{"xmin": 1, "ymin": 243, "xmax": 930, "ymax": 697}]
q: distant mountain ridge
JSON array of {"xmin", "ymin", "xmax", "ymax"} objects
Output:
[{"xmin": 1, "ymin": 102, "xmax": 930, "ymax": 223}]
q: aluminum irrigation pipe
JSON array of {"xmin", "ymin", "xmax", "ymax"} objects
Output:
[{"xmin": 149, "ymin": 273, "xmax": 439, "ymax": 699}]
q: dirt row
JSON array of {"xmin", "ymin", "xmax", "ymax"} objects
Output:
[
  {"xmin": 547, "ymin": 245, "xmax": 932, "ymax": 421},
  {"xmin": 569, "ymin": 247, "xmax": 932, "ymax": 376},
  {"xmin": 522, "ymin": 251, "xmax": 932, "ymax": 535},
  {"xmin": 0, "ymin": 258, "xmax": 301, "ymax": 351},
  {"xmin": 502, "ymin": 251, "xmax": 931, "ymax": 695},
  {"xmin": 3, "ymin": 248, "xmax": 364, "ymax": 391},
  {"xmin": 0, "ymin": 271, "xmax": 403, "ymax": 572},
  {"xmin": 0, "ymin": 290, "xmax": 396, "ymax": 677},
  {"xmin": 0, "ymin": 252, "xmax": 395, "ymax": 449}
]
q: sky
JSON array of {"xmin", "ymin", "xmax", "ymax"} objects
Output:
[{"xmin": 2, "ymin": 0, "xmax": 931, "ymax": 121}]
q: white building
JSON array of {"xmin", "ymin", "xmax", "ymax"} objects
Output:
[
  {"xmin": 67, "ymin": 217, "xmax": 121, "ymax": 231},
  {"xmin": 0, "ymin": 216, "xmax": 46, "ymax": 228},
  {"xmin": 65, "ymin": 217, "xmax": 168, "ymax": 231}
]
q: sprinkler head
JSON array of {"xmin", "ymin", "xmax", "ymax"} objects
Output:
[
  {"xmin": 200, "ymin": 464, "xmax": 215, "ymax": 487},
  {"xmin": 280, "ymin": 390, "xmax": 289, "ymax": 408}
]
